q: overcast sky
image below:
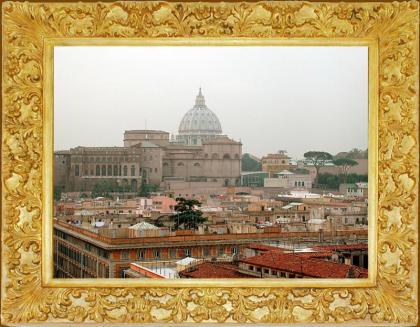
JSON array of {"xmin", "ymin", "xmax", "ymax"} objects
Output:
[{"xmin": 54, "ymin": 46, "xmax": 368, "ymax": 159}]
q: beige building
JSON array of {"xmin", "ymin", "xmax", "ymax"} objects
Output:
[
  {"xmin": 54, "ymin": 89, "xmax": 242, "ymax": 193},
  {"xmin": 261, "ymin": 151, "xmax": 292, "ymax": 177},
  {"xmin": 264, "ymin": 170, "xmax": 312, "ymax": 189}
]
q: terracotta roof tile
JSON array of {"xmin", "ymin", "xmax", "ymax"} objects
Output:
[
  {"xmin": 240, "ymin": 252, "xmax": 367, "ymax": 278},
  {"xmin": 179, "ymin": 262, "xmax": 253, "ymax": 278}
]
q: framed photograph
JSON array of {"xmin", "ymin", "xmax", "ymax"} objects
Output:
[{"xmin": 1, "ymin": 0, "xmax": 418, "ymax": 325}]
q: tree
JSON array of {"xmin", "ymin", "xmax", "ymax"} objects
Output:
[
  {"xmin": 333, "ymin": 158, "xmax": 358, "ymax": 183},
  {"xmin": 303, "ymin": 151, "xmax": 333, "ymax": 185},
  {"xmin": 169, "ymin": 197, "xmax": 207, "ymax": 230},
  {"xmin": 138, "ymin": 183, "xmax": 159, "ymax": 197},
  {"xmin": 346, "ymin": 148, "xmax": 368, "ymax": 159},
  {"xmin": 53, "ymin": 187, "xmax": 62, "ymax": 201}
]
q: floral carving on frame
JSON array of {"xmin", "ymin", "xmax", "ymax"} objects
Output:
[{"xmin": 1, "ymin": 1, "xmax": 418, "ymax": 325}]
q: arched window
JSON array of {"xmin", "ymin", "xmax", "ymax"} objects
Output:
[
  {"xmin": 163, "ymin": 162, "xmax": 169, "ymax": 167},
  {"xmin": 211, "ymin": 153, "xmax": 219, "ymax": 160},
  {"xmin": 223, "ymin": 154, "xmax": 231, "ymax": 159},
  {"xmin": 204, "ymin": 154, "xmax": 209, "ymax": 159},
  {"xmin": 131, "ymin": 165, "xmax": 135, "ymax": 176},
  {"xmin": 123, "ymin": 165, "xmax": 128, "ymax": 176},
  {"xmin": 101, "ymin": 165, "xmax": 106, "ymax": 176},
  {"xmin": 193, "ymin": 162, "xmax": 200, "ymax": 167},
  {"xmin": 96, "ymin": 165, "xmax": 100, "ymax": 176}
]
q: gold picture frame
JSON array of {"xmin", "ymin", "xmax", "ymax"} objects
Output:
[{"xmin": 1, "ymin": 0, "xmax": 419, "ymax": 325}]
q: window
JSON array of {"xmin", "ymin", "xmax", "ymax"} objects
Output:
[
  {"xmin": 101, "ymin": 165, "xmax": 106, "ymax": 176},
  {"xmin": 75, "ymin": 165, "xmax": 79, "ymax": 176},
  {"xmin": 154, "ymin": 250, "xmax": 160, "ymax": 259},
  {"xmin": 170, "ymin": 249, "xmax": 177, "ymax": 258},
  {"xmin": 113, "ymin": 165, "xmax": 118, "ymax": 176},
  {"xmin": 263, "ymin": 268, "xmax": 269, "ymax": 274},
  {"xmin": 177, "ymin": 162, "xmax": 184, "ymax": 166},
  {"xmin": 154, "ymin": 168, "xmax": 158, "ymax": 173},
  {"xmin": 121, "ymin": 251, "xmax": 129, "ymax": 260},
  {"xmin": 271, "ymin": 270, "xmax": 277, "ymax": 275},
  {"xmin": 131, "ymin": 165, "xmax": 135, "ymax": 176},
  {"xmin": 231, "ymin": 247, "xmax": 238, "ymax": 255},
  {"xmin": 193, "ymin": 162, "xmax": 200, "ymax": 167},
  {"xmin": 223, "ymin": 154, "xmax": 231, "ymax": 159},
  {"xmin": 123, "ymin": 165, "xmax": 128, "ymax": 176},
  {"xmin": 107, "ymin": 165, "xmax": 112, "ymax": 176},
  {"xmin": 184, "ymin": 249, "xmax": 191, "ymax": 257},
  {"xmin": 218, "ymin": 247, "xmax": 224, "ymax": 256},
  {"xmin": 249, "ymin": 265, "xmax": 254, "ymax": 271},
  {"xmin": 203, "ymin": 247, "xmax": 210, "ymax": 257},
  {"xmin": 137, "ymin": 250, "xmax": 144, "ymax": 260}
]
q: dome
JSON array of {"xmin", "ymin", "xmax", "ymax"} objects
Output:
[{"xmin": 178, "ymin": 88, "xmax": 222, "ymax": 135}]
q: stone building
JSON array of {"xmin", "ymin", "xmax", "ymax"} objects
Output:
[
  {"xmin": 261, "ymin": 150, "xmax": 292, "ymax": 177},
  {"xmin": 54, "ymin": 89, "xmax": 242, "ymax": 193}
]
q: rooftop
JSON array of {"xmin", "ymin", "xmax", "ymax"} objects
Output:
[
  {"xmin": 240, "ymin": 252, "xmax": 367, "ymax": 278},
  {"xmin": 179, "ymin": 262, "xmax": 253, "ymax": 278},
  {"xmin": 125, "ymin": 130, "xmax": 169, "ymax": 134}
]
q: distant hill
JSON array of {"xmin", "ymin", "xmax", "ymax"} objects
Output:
[{"xmin": 242, "ymin": 153, "xmax": 262, "ymax": 171}]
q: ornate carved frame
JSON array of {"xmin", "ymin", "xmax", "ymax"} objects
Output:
[{"xmin": 1, "ymin": 1, "xmax": 419, "ymax": 325}]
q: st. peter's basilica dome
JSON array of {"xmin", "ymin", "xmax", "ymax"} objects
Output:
[{"xmin": 177, "ymin": 88, "xmax": 222, "ymax": 145}]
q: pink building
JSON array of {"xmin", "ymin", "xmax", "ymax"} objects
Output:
[{"xmin": 151, "ymin": 195, "xmax": 177, "ymax": 214}]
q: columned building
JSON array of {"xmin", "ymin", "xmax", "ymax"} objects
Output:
[{"xmin": 54, "ymin": 89, "xmax": 242, "ymax": 192}]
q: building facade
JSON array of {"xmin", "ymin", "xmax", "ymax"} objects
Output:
[{"xmin": 261, "ymin": 151, "xmax": 291, "ymax": 177}]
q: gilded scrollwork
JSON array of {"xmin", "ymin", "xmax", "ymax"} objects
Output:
[{"xmin": 1, "ymin": 1, "xmax": 418, "ymax": 324}]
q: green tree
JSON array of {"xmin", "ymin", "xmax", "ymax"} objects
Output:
[
  {"xmin": 346, "ymin": 148, "xmax": 368, "ymax": 159},
  {"xmin": 333, "ymin": 158, "xmax": 358, "ymax": 183},
  {"xmin": 317, "ymin": 173, "xmax": 368, "ymax": 189},
  {"xmin": 92, "ymin": 180, "xmax": 121, "ymax": 197},
  {"xmin": 241, "ymin": 153, "xmax": 262, "ymax": 171},
  {"xmin": 53, "ymin": 187, "xmax": 62, "ymax": 201},
  {"xmin": 169, "ymin": 197, "xmax": 207, "ymax": 230},
  {"xmin": 303, "ymin": 151, "xmax": 333, "ymax": 185},
  {"xmin": 138, "ymin": 184, "xmax": 159, "ymax": 197}
]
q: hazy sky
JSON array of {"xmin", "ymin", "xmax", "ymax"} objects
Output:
[{"xmin": 54, "ymin": 46, "xmax": 368, "ymax": 159}]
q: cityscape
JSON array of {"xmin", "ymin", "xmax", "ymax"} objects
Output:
[{"xmin": 53, "ymin": 88, "xmax": 369, "ymax": 279}]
